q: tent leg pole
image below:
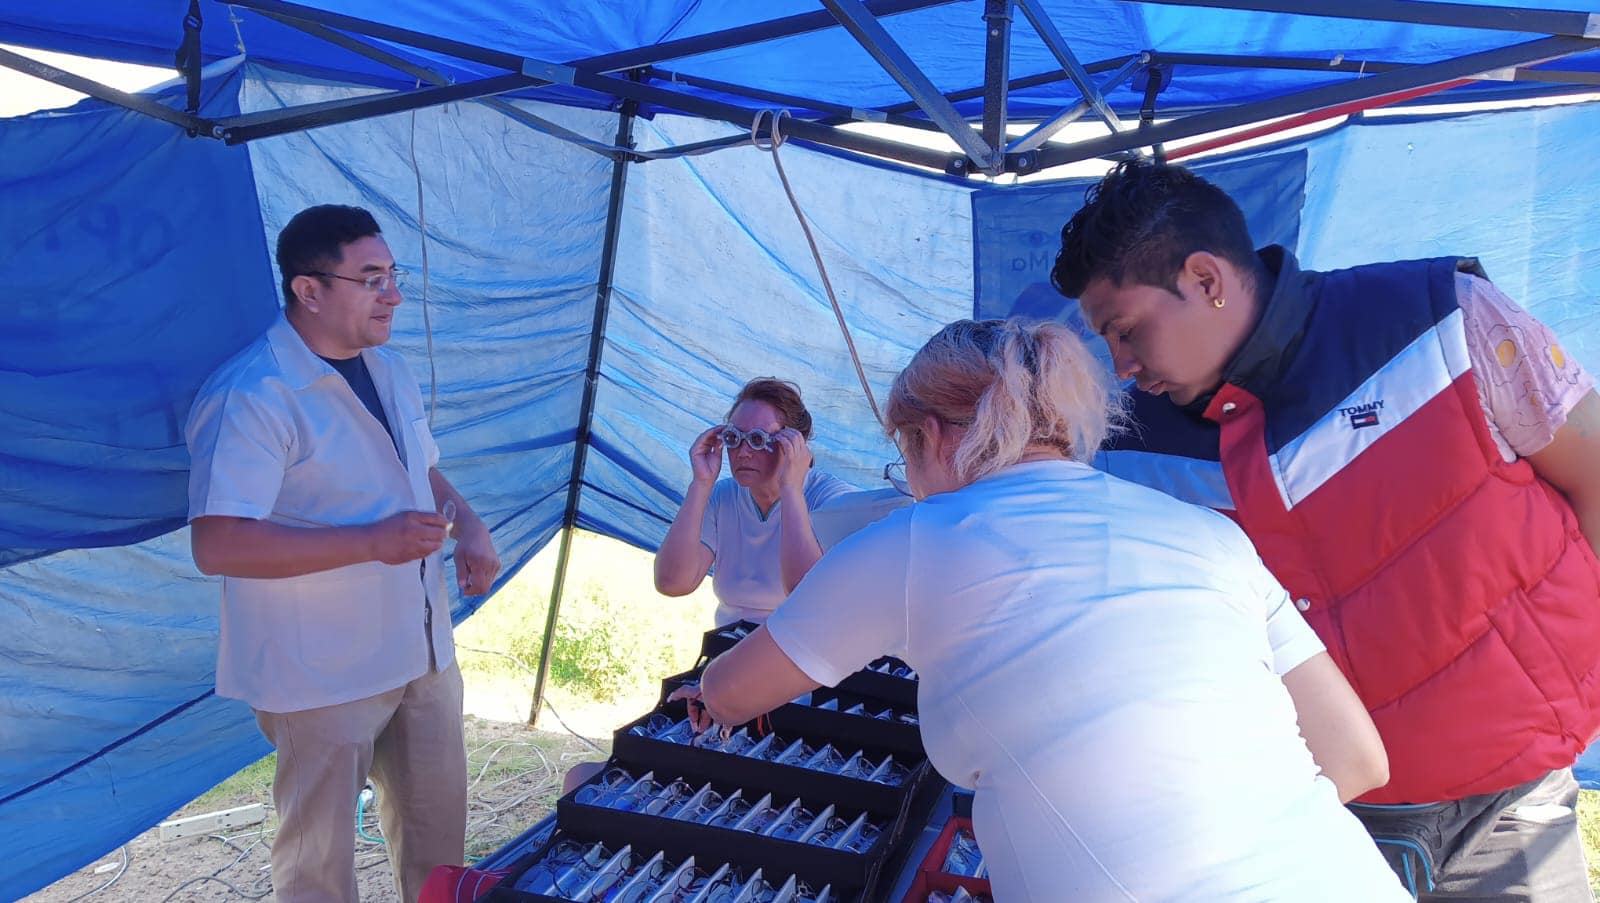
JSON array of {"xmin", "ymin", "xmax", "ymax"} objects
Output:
[
  {"xmin": 527, "ymin": 96, "xmax": 639, "ymax": 728},
  {"xmin": 528, "ymin": 525, "xmax": 576, "ymax": 725}
]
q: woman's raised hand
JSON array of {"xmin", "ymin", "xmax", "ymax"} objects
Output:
[
  {"xmin": 773, "ymin": 428, "xmax": 812, "ymax": 491},
  {"xmin": 689, "ymin": 425, "xmax": 725, "ymax": 486}
]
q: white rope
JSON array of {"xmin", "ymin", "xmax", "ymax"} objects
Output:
[
  {"xmin": 749, "ymin": 108, "xmax": 885, "ymax": 428},
  {"xmin": 407, "ymin": 94, "xmax": 440, "ymax": 427},
  {"xmin": 229, "ymin": 8, "xmax": 248, "ymax": 56}
]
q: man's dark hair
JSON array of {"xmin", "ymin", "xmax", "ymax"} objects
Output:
[
  {"xmin": 275, "ymin": 205, "xmax": 382, "ymax": 307},
  {"xmin": 1051, "ymin": 159, "xmax": 1262, "ymax": 299}
]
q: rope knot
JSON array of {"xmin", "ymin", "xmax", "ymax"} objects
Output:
[{"xmin": 750, "ymin": 108, "xmax": 791, "ymax": 151}]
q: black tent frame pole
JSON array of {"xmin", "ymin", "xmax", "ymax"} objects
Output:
[
  {"xmin": 1147, "ymin": 50, "xmax": 1600, "ymax": 86},
  {"xmin": 569, "ymin": 70, "xmax": 966, "ymax": 171},
  {"xmin": 1016, "ymin": 0, "xmax": 1124, "ymax": 133},
  {"xmin": 0, "ymin": 45, "xmax": 214, "ymax": 134},
  {"xmin": 7, "ymin": 0, "xmax": 1598, "ymax": 168},
  {"xmin": 644, "ymin": 68, "xmax": 932, "ymax": 129},
  {"xmin": 626, "ymin": 133, "xmax": 751, "ymax": 162},
  {"xmin": 1007, "ymin": 51, "xmax": 1149, "ymax": 154},
  {"xmin": 868, "ymin": 54, "xmax": 1137, "ymax": 117},
  {"xmin": 225, "ymin": 0, "xmax": 960, "ymax": 76},
  {"xmin": 213, "ymin": 72, "xmax": 544, "ymax": 143},
  {"xmin": 820, "ymin": 0, "xmax": 1001, "ymax": 171},
  {"xmin": 209, "ymin": 0, "xmax": 1600, "ymax": 175},
  {"xmin": 1501, "ymin": 67, "xmax": 1600, "ymax": 85},
  {"xmin": 981, "ymin": 0, "xmax": 1015, "ymax": 156},
  {"xmin": 226, "ymin": 0, "xmax": 561, "ymax": 74},
  {"xmin": 1020, "ymin": 33, "xmax": 1598, "ymax": 172},
  {"xmin": 255, "ymin": 12, "xmax": 618, "ymax": 157},
  {"xmin": 528, "ymin": 98, "xmax": 639, "ymax": 727},
  {"xmin": 224, "ymin": 0, "xmax": 967, "ymax": 169},
  {"xmin": 574, "ymin": 0, "xmax": 961, "ymax": 73},
  {"xmin": 1139, "ymin": 66, "xmax": 1168, "ymax": 164},
  {"xmin": 266, "ymin": 9, "xmax": 997, "ymax": 164},
  {"xmin": 1114, "ymin": 0, "xmax": 1600, "ymax": 36}
]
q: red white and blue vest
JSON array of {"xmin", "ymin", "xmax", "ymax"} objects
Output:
[{"xmin": 1099, "ymin": 247, "xmax": 1600, "ymax": 803}]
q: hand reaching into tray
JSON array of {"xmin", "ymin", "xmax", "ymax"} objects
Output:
[{"xmin": 667, "ymin": 682, "xmax": 728, "ymax": 739}]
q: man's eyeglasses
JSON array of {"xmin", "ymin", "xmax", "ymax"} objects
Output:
[
  {"xmin": 307, "ymin": 266, "xmax": 408, "ymax": 294},
  {"xmin": 716, "ymin": 425, "xmax": 777, "ymax": 453},
  {"xmin": 883, "ymin": 456, "xmax": 910, "ymax": 497}
]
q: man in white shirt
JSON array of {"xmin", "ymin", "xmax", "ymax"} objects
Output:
[{"xmin": 185, "ymin": 205, "xmax": 500, "ymax": 903}]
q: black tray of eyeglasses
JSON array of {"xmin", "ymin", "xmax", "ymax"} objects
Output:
[
  {"xmin": 836, "ymin": 657, "xmax": 918, "ymax": 711},
  {"xmin": 542, "ymin": 753, "xmax": 946, "ymax": 903},
  {"xmin": 698, "ymin": 620, "xmax": 763, "ymax": 660},
  {"xmin": 696, "ymin": 628, "xmax": 918, "ymax": 712},
  {"xmin": 768, "ymin": 687, "xmax": 922, "ymax": 759},
  {"xmin": 555, "ymin": 760, "xmax": 889, "ymax": 889},
  {"xmin": 482, "ymin": 825, "xmax": 869, "ymax": 903},
  {"xmin": 657, "ymin": 670, "xmax": 923, "ymax": 760},
  {"xmin": 616, "ymin": 700, "xmax": 931, "ymax": 819}
]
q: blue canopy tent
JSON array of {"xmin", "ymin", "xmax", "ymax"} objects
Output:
[{"xmin": 3, "ymin": 1, "xmax": 1600, "ymax": 897}]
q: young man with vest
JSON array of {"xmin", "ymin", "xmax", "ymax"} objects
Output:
[
  {"xmin": 1053, "ymin": 159, "xmax": 1600, "ymax": 901},
  {"xmin": 186, "ymin": 205, "xmax": 501, "ymax": 903}
]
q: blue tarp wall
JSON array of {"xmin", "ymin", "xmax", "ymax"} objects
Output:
[{"xmin": 3, "ymin": 24, "xmax": 1600, "ymax": 901}]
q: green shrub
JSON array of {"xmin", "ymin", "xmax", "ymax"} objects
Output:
[
  {"xmin": 516, "ymin": 582, "xmax": 702, "ymax": 703},
  {"xmin": 537, "ymin": 589, "xmax": 630, "ymax": 701},
  {"xmin": 457, "ymin": 530, "xmax": 715, "ymax": 708}
]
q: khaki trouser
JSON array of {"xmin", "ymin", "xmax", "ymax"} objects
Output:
[{"xmin": 255, "ymin": 663, "xmax": 467, "ymax": 903}]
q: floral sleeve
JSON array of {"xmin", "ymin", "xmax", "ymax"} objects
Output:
[{"xmin": 1459, "ymin": 273, "xmax": 1594, "ymax": 461}]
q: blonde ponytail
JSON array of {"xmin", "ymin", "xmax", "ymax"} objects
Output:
[{"xmin": 887, "ymin": 317, "xmax": 1124, "ymax": 484}]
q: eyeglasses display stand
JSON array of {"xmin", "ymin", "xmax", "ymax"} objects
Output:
[{"xmin": 478, "ymin": 623, "xmax": 943, "ymax": 903}]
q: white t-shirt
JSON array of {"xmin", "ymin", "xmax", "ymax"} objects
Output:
[
  {"xmin": 766, "ymin": 460, "xmax": 1407, "ymax": 903},
  {"xmin": 699, "ymin": 469, "xmax": 854, "ymax": 626},
  {"xmin": 810, "ymin": 486, "xmax": 915, "ymax": 552}
]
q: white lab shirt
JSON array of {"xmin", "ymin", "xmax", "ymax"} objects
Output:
[
  {"xmin": 186, "ymin": 315, "xmax": 452, "ymax": 713},
  {"xmin": 766, "ymin": 460, "xmax": 1407, "ymax": 903}
]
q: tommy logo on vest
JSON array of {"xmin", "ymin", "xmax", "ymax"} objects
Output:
[{"xmin": 1339, "ymin": 400, "xmax": 1384, "ymax": 429}]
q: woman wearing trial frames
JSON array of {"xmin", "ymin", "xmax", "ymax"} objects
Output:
[{"xmin": 653, "ymin": 377, "xmax": 855, "ymax": 627}]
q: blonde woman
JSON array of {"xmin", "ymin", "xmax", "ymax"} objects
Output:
[{"xmin": 673, "ymin": 319, "xmax": 1408, "ymax": 902}]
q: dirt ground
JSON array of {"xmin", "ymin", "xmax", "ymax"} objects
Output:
[{"xmin": 24, "ymin": 714, "xmax": 608, "ymax": 903}]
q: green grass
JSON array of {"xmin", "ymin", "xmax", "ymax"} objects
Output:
[
  {"xmin": 1581, "ymin": 790, "xmax": 1600, "ymax": 892},
  {"xmin": 454, "ymin": 530, "xmax": 716, "ymax": 715},
  {"xmin": 189, "ymin": 753, "xmax": 276, "ymax": 811}
]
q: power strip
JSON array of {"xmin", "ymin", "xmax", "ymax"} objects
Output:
[{"xmin": 158, "ymin": 803, "xmax": 267, "ymax": 841}]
